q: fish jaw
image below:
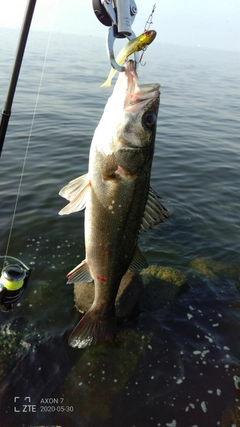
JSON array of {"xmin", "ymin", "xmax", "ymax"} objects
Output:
[
  {"xmin": 110, "ymin": 60, "xmax": 160, "ymax": 112},
  {"xmin": 92, "ymin": 61, "xmax": 160, "ymax": 159},
  {"xmin": 107, "ymin": 83, "xmax": 160, "ymax": 175}
]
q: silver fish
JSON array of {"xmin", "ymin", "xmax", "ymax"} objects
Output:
[{"xmin": 59, "ymin": 61, "xmax": 168, "ymax": 348}]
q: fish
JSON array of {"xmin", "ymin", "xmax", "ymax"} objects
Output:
[
  {"xmin": 101, "ymin": 30, "xmax": 157, "ymax": 88},
  {"xmin": 59, "ymin": 60, "xmax": 169, "ymax": 348}
]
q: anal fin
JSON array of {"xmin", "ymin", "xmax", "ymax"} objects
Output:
[{"xmin": 67, "ymin": 260, "xmax": 93, "ymax": 284}]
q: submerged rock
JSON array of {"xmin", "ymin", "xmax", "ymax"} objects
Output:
[
  {"xmin": 60, "ymin": 328, "xmax": 154, "ymax": 426},
  {"xmin": 189, "ymin": 257, "xmax": 225, "ymax": 277},
  {"xmin": 74, "ymin": 265, "xmax": 187, "ymax": 317},
  {"xmin": 0, "ymin": 323, "xmax": 31, "ymax": 385},
  {"xmin": 190, "ymin": 257, "xmax": 240, "ymax": 278},
  {"xmin": 220, "ymin": 401, "xmax": 240, "ymax": 427}
]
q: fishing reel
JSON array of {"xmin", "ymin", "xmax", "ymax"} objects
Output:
[{"xmin": 0, "ymin": 256, "xmax": 31, "ymax": 312}]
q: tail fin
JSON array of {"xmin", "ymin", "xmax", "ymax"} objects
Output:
[{"xmin": 68, "ymin": 307, "xmax": 116, "ymax": 348}]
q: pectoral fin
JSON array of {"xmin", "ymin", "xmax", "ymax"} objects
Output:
[
  {"xmin": 59, "ymin": 173, "xmax": 90, "ymax": 215},
  {"xmin": 140, "ymin": 187, "xmax": 169, "ymax": 233}
]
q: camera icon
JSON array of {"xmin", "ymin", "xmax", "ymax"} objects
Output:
[{"xmin": 14, "ymin": 396, "xmax": 36, "ymax": 413}]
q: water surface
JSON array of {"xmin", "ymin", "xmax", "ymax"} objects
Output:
[{"xmin": 0, "ymin": 29, "xmax": 240, "ymax": 427}]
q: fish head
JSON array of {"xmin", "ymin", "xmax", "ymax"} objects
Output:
[
  {"xmin": 119, "ymin": 81, "xmax": 160, "ymax": 149},
  {"xmin": 93, "ymin": 61, "xmax": 160, "ymax": 177},
  {"xmin": 113, "ymin": 61, "xmax": 160, "ymax": 175}
]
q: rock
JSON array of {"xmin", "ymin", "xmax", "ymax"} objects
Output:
[
  {"xmin": 219, "ymin": 401, "xmax": 240, "ymax": 427},
  {"xmin": 74, "ymin": 265, "xmax": 187, "ymax": 317},
  {"xmin": 141, "ymin": 265, "xmax": 187, "ymax": 287},
  {"xmin": 190, "ymin": 257, "xmax": 240, "ymax": 278},
  {"xmin": 115, "ymin": 271, "xmax": 143, "ymax": 318},
  {"xmin": 189, "ymin": 257, "xmax": 224, "ymax": 277},
  {"xmin": 74, "ymin": 270, "xmax": 143, "ymax": 319},
  {"xmin": 140, "ymin": 265, "xmax": 188, "ymax": 310},
  {"xmin": 60, "ymin": 328, "xmax": 153, "ymax": 426},
  {"xmin": 74, "ymin": 281, "xmax": 94, "ymax": 314}
]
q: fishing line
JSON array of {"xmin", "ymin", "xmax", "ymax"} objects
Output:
[
  {"xmin": 138, "ymin": 3, "xmax": 157, "ymax": 66},
  {"xmin": 3, "ymin": 0, "xmax": 59, "ymax": 269},
  {"xmin": 144, "ymin": 3, "xmax": 156, "ymax": 32}
]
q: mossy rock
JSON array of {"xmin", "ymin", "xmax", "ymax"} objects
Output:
[
  {"xmin": 141, "ymin": 265, "xmax": 187, "ymax": 287},
  {"xmin": 190, "ymin": 257, "xmax": 240, "ymax": 279},
  {"xmin": 189, "ymin": 257, "xmax": 224, "ymax": 276},
  {"xmin": 140, "ymin": 265, "xmax": 188, "ymax": 310}
]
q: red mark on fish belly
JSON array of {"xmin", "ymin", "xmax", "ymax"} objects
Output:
[
  {"xmin": 97, "ymin": 275, "xmax": 107, "ymax": 283},
  {"xmin": 101, "ymin": 249, "xmax": 109, "ymax": 256}
]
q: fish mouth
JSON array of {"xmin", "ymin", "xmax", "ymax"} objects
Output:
[
  {"xmin": 121, "ymin": 61, "xmax": 160, "ymax": 113},
  {"xmin": 138, "ymin": 83, "xmax": 160, "ymax": 93},
  {"xmin": 112, "ymin": 60, "xmax": 160, "ymax": 114}
]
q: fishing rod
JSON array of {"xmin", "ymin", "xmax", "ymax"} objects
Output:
[
  {"xmin": 0, "ymin": 0, "xmax": 37, "ymax": 157},
  {"xmin": 0, "ymin": 0, "xmax": 37, "ymax": 311}
]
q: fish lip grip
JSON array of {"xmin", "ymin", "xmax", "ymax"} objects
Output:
[{"xmin": 92, "ymin": 0, "xmax": 139, "ymax": 71}]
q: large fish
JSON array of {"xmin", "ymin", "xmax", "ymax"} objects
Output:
[{"xmin": 59, "ymin": 61, "xmax": 168, "ymax": 348}]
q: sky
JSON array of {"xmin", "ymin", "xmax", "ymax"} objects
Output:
[{"xmin": 0, "ymin": 0, "xmax": 240, "ymax": 51}]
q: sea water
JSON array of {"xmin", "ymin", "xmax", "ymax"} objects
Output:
[{"xmin": 0, "ymin": 29, "xmax": 240, "ymax": 427}]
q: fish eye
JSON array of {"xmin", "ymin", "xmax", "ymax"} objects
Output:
[
  {"xmin": 143, "ymin": 112, "xmax": 156, "ymax": 128},
  {"xmin": 145, "ymin": 30, "xmax": 152, "ymax": 37}
]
